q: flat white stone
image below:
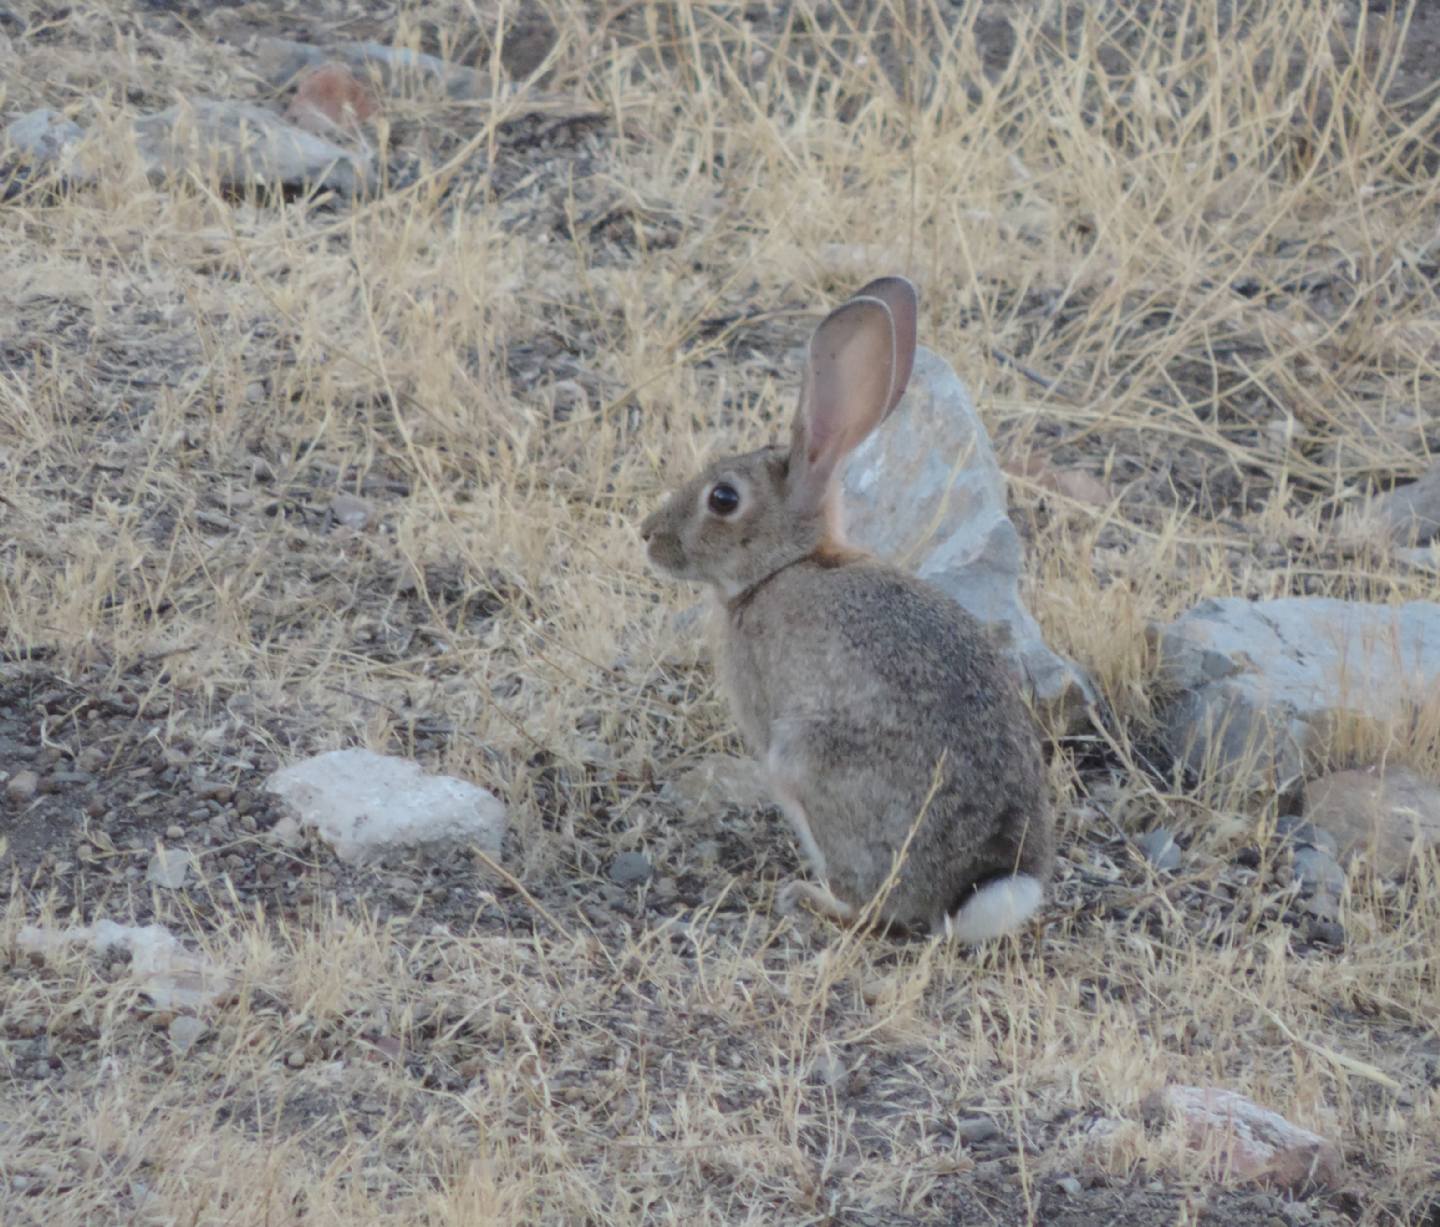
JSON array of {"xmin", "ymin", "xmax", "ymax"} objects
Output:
[
  {"xmin": 1155, "ymin": 597, "xmax": 1440, "ymax": 790},
  {"xmin": 264, "ymin": 748, "xmax": 506, "ymax": 864}
]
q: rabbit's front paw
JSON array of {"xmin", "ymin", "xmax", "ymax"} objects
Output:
[
  {"xmin": 776, "ymin": 879, "xmax": 856, "ymax": 923},
  {"xmin": 775, "ymin": 879, "xmax": 806, "ymax": 915}
]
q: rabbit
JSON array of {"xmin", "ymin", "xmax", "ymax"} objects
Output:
[{"xmin": 640, "ymin": 276, "xmax": 1054, "ymax": 942}]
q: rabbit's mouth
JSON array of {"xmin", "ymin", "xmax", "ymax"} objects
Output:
[
  {"xmin": 644, "ymin": 534, "xmax": 695, "ymax": 580},
  {"xmin": 640, "ymin": 506, "xmax": 700, "ymax": 580}
]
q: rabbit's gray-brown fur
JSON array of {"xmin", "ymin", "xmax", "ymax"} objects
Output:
[{"xmin": 641, "ymin": 277, "xmax": 1053, "ymax": 941}]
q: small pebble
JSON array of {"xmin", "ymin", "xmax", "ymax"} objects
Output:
[
  {"xmin": 1293, "ymin": 846, "xmax": 1345, "ymax": 894},
  {"xmin": 1136, "ymin": 828, "xmax": 1182, "ymax": 873},
  {"xmin": 5, "ymin": 770, "xmax": 39, "ymax": 803},
  {"xmin": 954, "ymin": 1117, "xmax": 1000, "ymax": 1145},
  {"xmin": 168, "ymin": 1015, "xmax": 206, "ymax": 1054},
  {"xmin": 1056, "ymin": 1176, "xmax": 1083, "ymax": 1197},
  {"xmin": 608, "ymin": 851, "xmax": 653, "ymax": 887},
  {"xmin": 810, "ymin": 1052, "xmax": 847, "ymax": 1088},
  {"xmin": 1276, "ymin": 816, "xmax": 1339, "ymax": 857},
  {"xmin": 1307, "ymin": 919, "xmax": 1346, "ymax": 948},
  {"xmin": 146, "ymin": 848, "xmax": 194, "ymax": 890},
  {"xmin": 693, "ymin": 839, "xmax": 722, "ymax": 868},
  {"xmin": 165, "ymin": 825, "xmax": 185, "ymax": 841},
  {"xmin": 330, "ymin": 493, "xmax": 374, "ymax": 530},
  {"xmin": 285, "ymin": 1049, "xmax": 307, "ymax": 1069}
]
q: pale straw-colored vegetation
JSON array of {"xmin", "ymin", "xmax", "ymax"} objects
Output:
[{"xmin": 1, "ymin": 2, "xmax": 1437, "ymax": 1223}]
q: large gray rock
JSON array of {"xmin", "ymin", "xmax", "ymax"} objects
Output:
[
  {"xmin": 1155, "ymin": 597, "xmax": 1440, "ymax": 791},
  {"xmin": 841, "ymin": 346, "xmax": 1092, "ymax": 719},
  {"xmin": 265, "ymin": 748, "xmax": 506, "ymax": 864},
  {"xmin": 134, "ymin": 100, "xmax": 374, "ymax": 198}
]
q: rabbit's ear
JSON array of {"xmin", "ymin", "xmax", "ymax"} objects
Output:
[
  {"xmin": 788, "ymin": 295, "xmax": 896, "ymax": 515},
  {"xmin": 853, "ymin": 276, "xmax": 917, "ymax": 414}
]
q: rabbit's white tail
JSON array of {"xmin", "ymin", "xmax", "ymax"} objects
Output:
[{"xmin": 941, "ymin": 875, "xmax": 1043, "ymax": 945}]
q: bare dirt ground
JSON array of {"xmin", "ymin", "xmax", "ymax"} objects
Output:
[{"xmin": 1, "ymin": 2, "xmax": 1439, "ymax": 1224}]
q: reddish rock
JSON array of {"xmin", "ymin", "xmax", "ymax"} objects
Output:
[
  {"xmin": 286, "ymin": 63, "xmax": 379, "ymax": 136},
  {"xmin": 1145, "ymin": 1085, "xmax": 1341, "ymax": 1191},
  {"xmin": 1306, "ymin": 766, "xmax": 1440, "ymax": 876}
]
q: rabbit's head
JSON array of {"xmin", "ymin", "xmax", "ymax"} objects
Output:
[{"xmin": 640, "ymin": 276, "xmax": 917, "ymax": 598}]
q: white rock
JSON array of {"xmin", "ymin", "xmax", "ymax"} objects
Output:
[
  {"xmin": 18, "ymin": 921, "xmax": 230, "ymax": 1011},
  {"xmin": 2, "ymin": 108, "xmax": 86, "ymax": 173},
  {"xmin": 1154, "ymin": 597, "xmax": 1440, "ymax": 791},
  {"xmin": 133, "ymin": 100, "xmax": 374, "ymax": 198},
  {"xmin": 1144, "ymin": 1085, "xmax": 1341, "ymax": 1191},
  {"xmin": 1305, "ymin": 766, "xmax": 1440, "ymax": 876},
  {"xmin": 841, "ymin": 346, "xmax": 1092, "ymax": 721},
  {"xmin": 146, "ymin": 847, "xmax": 195, "ymax": 889},
  {"xmin": 329, "ymin": 493, "xmax": 373, "ymax": 529},
  {"xmin": 1135, "ymin": 828, "xmax": 1181, "ymax": 873},
  {"xmin": 167, "ymin": 1014, "xmax": 207, "ymax": 1053},
  {"xmin": 264, "ymin": 748, "xmax": 506, "ymax": 864}
]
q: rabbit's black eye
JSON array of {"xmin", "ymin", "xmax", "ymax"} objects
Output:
[{"xmin": 707, "ymin": 483, "xmax": 740, "ymax": 516}]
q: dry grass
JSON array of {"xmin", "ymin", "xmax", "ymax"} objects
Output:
[{"xmin": 2, "ymin": 1, "xmax": 1439, "ymax": 1223}]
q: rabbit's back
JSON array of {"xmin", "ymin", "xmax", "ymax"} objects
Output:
[{"xmin": 717, "ymin": 554, "xmax": 1052, "ymax": 926}]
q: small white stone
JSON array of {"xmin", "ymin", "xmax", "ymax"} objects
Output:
[
  {"xmin": 329, "ymin": 493, "xmax": 373, "ymax": 530},
  {"xmin": 168, "ymin": 1015, "xmax": 207, "ymax": 1053},
  {"xmin": 146, "ymin": 848, "xmax": 195, "ymax": 890},
  {"xmin": 2, "ymin": 108, "xmax": 85, "ymax": 169},
  {"xmin": 18, "ymin": 922, "xmax": 230, "ymax": 1010},
  {"xmin": 264, "ymin": 748, "xmax": 506, "ymax": 864}
]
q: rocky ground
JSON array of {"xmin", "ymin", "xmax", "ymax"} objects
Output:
[{"xmin": 2, "ymin": 2, "xmax": 1439, "ymax": 1225}]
